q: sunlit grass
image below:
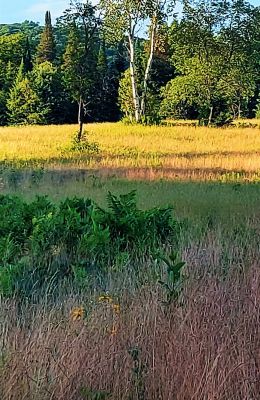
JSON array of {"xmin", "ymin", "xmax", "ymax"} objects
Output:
[
  {"xmin": 0, "ymin": 122, "xmax": 259, "ymax": 399},
  {"xmin": 0, "ymin": 122, "xmax": 260, "ymax": 181}
]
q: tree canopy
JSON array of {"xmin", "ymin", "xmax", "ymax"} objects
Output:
[{"xmin": 0, "ymin": 0, "xmax": 259, "ymax": 128}]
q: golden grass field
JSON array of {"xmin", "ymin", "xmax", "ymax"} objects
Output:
[
  {"xmin": 0, "ymin": 122, "xmax": 260, "ymax": 399},
  {"xmin": 0, "ymin": 122, "xmax": 260, "ymax": 181}
]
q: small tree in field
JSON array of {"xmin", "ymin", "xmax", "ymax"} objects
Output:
[{"xmin": 60, "ymin": 0, "xmax": 100, "ymax": 141}]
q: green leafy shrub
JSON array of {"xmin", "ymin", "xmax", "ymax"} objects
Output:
[
  {"xmin": 103, "ymin": 190, "xmax": 174, "ymax": 250},
  {"xmin": 0, "ymin": 191, "xmax": 175, "ymax": 297},
  {"xmin": 64, "ymin": 131, "xmax": 100, "ymax": 154}
]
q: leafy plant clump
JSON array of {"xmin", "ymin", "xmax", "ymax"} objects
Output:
[
  {"xmin": 157, "ymin": 251, "xmax": 186, "ymax": 305},
  {"xmin": 0, "ymin": 191, "xmax": 175, "ymax": 296},
  {"xmin": 63, "ymin": 131, "xmax": 100, "ymax": 154}
]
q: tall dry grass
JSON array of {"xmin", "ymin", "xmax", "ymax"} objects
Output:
[
  {"xmin": 0, "ymin": 123, "xmax": 260, "ymax": 181},
  {"xmin": 1, "ymin": 269, "xmax": 259, "ymax": 399},
  {"xmin": 0, "ymin": 236, "xmax": 259, "ymax": 400}
]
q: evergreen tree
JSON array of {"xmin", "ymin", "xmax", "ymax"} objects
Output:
[
  {"xmin": 0, "ymin": 90, "xmax": 7, "ymax": 125},
  {"xmin": 14, "ymin": 58, "xmax": 25, "ymax": 85},
  {"xmin": 118, "ymin": 69, "xmax": 135, "ymax": 122},
  {"xmin": 0, "ymin": 61, "xmax": 16, "ymax": 125},
  {"xmin": 93, "ymin": 41, "xmax": 109, "ymax": 121},
  {"xmin": 36, "ymin": 11, "xmax": 56, "ymax": 63},
  {"xmin": 114, "ymin": 41, "xmax": 127, "ymax": 76},
  {"xmin": 93, "ymin": 41, "xmax": 127, "ymax": 122},
  {"xmin": 32, "ymin": 61, "xmax": 69, "ymax": 124},
  {"xmin": 7, "ymin": 60, "xmax": 45, "ymax": 125},
  {"xmin": 97, "ymin": 41, "xmax": 108, "ymax": 77},
  {"xmin": 23, "ymin": 37, "xmax": 33, "ymax": 72}
]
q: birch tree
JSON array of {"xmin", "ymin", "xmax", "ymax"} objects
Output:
[{"xmin": 100, "ymin": 0, "xmax": 175, "ymax": 123}]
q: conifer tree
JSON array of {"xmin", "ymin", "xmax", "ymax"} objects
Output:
[
  {"xmin": 7, "ymin": 59, "xmax": 44, "ymax": 125},
  {"xmin": 36, "ymin": 11, "xmax": 56, "ymax": 63},
  {"xmin": 15, "ymin": 58, "xmax": 25, "ymax": 85},
  {"xmin": 32, "ymin": 61, "xmax": 67, "ymax": 124},
  {"xmin": 23, "ymin": 37, "xmax": 33, "ymax": 72},
  {"xmin": 97, "ymin": 41, "xmax": 108, "ymax": 80},
  {"xmin": 94, "ymin": 41, "xmax": 109, "ymax": 120},
  {"xmin": 95, "ymin": 41, "xmax": 122, "ymax": 121}
]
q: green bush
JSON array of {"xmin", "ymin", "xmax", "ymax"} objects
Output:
[{"xmin": 0, "ymin": 191, "xmax": 175, "ymax": 296}]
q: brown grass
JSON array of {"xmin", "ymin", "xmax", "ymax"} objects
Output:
[{"xmin": 0, "ymin": 239, "xmax": 259, "ymax": 400}]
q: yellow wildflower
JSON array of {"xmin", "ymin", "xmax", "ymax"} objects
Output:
[
  {"xmin": 71, "ymin": 307, "xmax": 84, "ymax": 321},
  {"xmin": 112, "ymin": 304, "xmax": 120, "ymax": 314},
  {"xmin": 98, "ymin": 294, "xmax": 113, "ymax": 303}
]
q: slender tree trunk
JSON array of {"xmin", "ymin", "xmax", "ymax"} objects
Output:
[
  {"xmin": 231, "ymin": 104, "xmax": 236, "ymax": 119},
  {"xmin": 78, "ymin": 96, "xmax": 84, "ymax": 141},
  {"xmin": 238, "ymin": 99, "xmax": 241, "ymax": 119},
  {"xmin": 140, "ymin": 15, "xmax": 157, "ymax": 117},
  {"xmin": 128, "ymin": 32, "xmax": 140, "ymax": 123},
  {"xmin": 208, "ymin": 106, "xmax": 213, "ymax": 126}
]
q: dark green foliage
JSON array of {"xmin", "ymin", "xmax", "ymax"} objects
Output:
[
  {"xmin": 65, "ymin": 131, "xmax": 100, "ymax": 153},
  {"xmin": 31, "ymin": 61, "xmax": 69, "ymax": 124},
  {"xmin": 0, "ymin": 192, "xmax": 175, "ymax": 297},
  {"xmin": 162, "ymin": 0, "xmax": 259, "ymax": 123},
  {"xmin": 0, "ymin": 0, "xmax": 260, "ymax": 124},
  {"xmin": 104, "ymin": 191, "xmax": 174, "ymax": 248},
  {"xmin": 90, "ymin": 41, "xmax": 122, "ymax": 122},
  {"xmin": 36, "ymin": 11, "xmax": 56, "ymax": 63},
  {"xmin": 0, "ymin": 195, "xmax": 54, "ymax": 245},
  {"xmin": 157, "ymin": 251, "xmax": 186, "ymax": 305},
  {"xmin": 7, "ymin": 71, "xmax": 45, "ymax": 125},
  {"xmin": 23, "ymin": 37, "xmax": 33, "ymax": 72},
  {"xmin": 0, "ymin": 34, "xmax": 27, "ymax": 125},
  {"xmin": 61, "ymin": 1, "xmax": 100, "ymax": 137},
  {"xmin": 0, "ymin": 21, "xmax": 42, "ymax": 50},
  {"xmin": 0, "ymin": 90, "xmax": 8, "ymax": 126},
  {"xmin": 255, "ymin": 96, "xmax": 260, "ymax": 119}
]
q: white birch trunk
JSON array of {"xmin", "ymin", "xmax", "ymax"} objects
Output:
[
  {"xmin": 140, "ymin": 14, "xmax": 157, "ymax": 117},
  {"xmin": 208, "ymin": 105, "xmax": 213, "ymax": 126},
  {"xmin": 78, "ymin": 96, "xmax": 84, "ymax": 141},
  {"xmin": 128, "ymin": 32, "xmax": 140, "ymax": 123}
]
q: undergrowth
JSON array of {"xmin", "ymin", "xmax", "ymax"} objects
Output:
[{"xmin": 0, "ymin": 191, "xmax": 175, "ymax": 297}]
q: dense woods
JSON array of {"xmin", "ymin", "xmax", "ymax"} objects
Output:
[{"xmin": 0, "ymin": 0, "xmax": 259, "ymax": 128}]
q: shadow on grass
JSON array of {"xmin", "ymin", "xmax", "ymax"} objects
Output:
[{"xmin": 1, "ymin": 149, "xmax": 260, "ymax": 170}]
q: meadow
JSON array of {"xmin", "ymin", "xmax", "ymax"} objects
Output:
[
  {"xmin": 0, "ymin": 122, "xmax": 259, "ymax": 399},
  {"xmin": 0, "ymin": 122, "xmax": 260, "ymax": 181}
]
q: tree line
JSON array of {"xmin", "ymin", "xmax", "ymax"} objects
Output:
[{"xmin": 0, "ymin": 0, "xmax": 259, "ymax": 133}]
